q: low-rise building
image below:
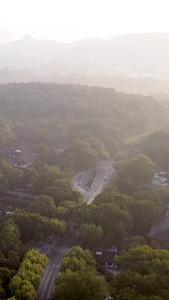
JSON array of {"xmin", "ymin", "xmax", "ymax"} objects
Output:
[
  {"xmin": 148, "ymin": 216, "xmax": 169, "ymax": 250},
  {"xmin": 13, "ymin": 154, "xmax": 34, "ymax": 169},
  {"xmin": 94, "ymin": 248, "xmax": 120, "ymax": 268}
]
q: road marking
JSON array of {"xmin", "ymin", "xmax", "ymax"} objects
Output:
[
  {"xmin": 78, "ymin": 239, "xmax": 84, "ymax": 246},
  {"xmin": 40, "ymin": 267, "xmax": 53, "ymax": 299},
  {"xmin": 53, "ymin": 264, "xmax": 60, "ymax": 268},
  {"xmin": 51, "ymin": 246, "xmax": 68, "ymax": 253},
  {"xmin": 60, "ymin": 247, "xmax": 68, "ymax": 253}
]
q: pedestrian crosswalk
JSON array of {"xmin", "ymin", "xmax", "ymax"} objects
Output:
[{"xmin": 50, "ymin": 246, "xmax": 68, "ymax": 254}]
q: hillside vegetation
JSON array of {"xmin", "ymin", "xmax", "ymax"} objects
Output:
[
  {"xmin": 1, "ymin": 83, "xmax": 169, "ymax": 299},
  {"xmin": 0, "ymin": 82, "xmax": 169, "ymax": 144}
]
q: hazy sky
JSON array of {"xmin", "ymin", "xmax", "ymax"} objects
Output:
[{"xmin": 1, "ymin": 0, "xmax": 169, "ymax": 43}]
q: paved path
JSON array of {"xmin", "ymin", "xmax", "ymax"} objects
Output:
[
  {"xmin": 73, "ymin": 158, "xmax": 115, "ymax": 204},
  {"xmin": 36, "ymin": 224, "xmax": 82, "ymax": 300}
]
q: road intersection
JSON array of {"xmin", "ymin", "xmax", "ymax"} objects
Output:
[
  {"xmin": 36, "ymin": 158, "xmax": 115, "ymax": 299},
  {"xmin": 36, "ymin": 224, "xmax": 81, "ymax": 300}
]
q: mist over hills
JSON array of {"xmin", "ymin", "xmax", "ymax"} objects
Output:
[{"xmin": 1, "ymin": 33, "xmax": 169, "ymax": 95}]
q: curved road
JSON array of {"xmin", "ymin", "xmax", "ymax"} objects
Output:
[{"xmin": 73, "ymin": 158, "xmax": 115, "ymax": 204}]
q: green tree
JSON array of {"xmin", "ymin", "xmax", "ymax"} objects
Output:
[
  {"xmin": 43, "ymin": 178, "xmax": 82, "ymax": 206},
  {"xmin": 11, "ymin": 210, "xmax": 66, "ymax": 243},
  {"xmin": 63, "ymin": 246, "xmax": 96, "ymax": 268},
  {"xmin": 133, "ymin": 189, "xmax": 161, "ymax": 205},
  {"xmin": 29, "ymin": 165, "xmax": 63, "ymax": 194},
  {"xmin": 94, "ymin": 191, "xmax": 133, "ymax": 212},
  {"xmin": 71, "ymin": 203, "xmax": 96, "ymax": 227},
  {"xmin": 10, "ymin": 249, "xmax": 48, "ymax": 299},
  {"xmin": 6, "ymin": 250, "xmax": 20, "ymax": 269},
  {"xmin": 0, "ymin": 267, "xmax": 11, "ymax": 299},
  {"xmin": 0, "ymin": 131, "xmax": 6, "ymax": 147},
  {"xmin": 119, "ymin": 154, "xmax": 155, "ymax": 184},
  {"xmin": 158, "ymin": 188, "xmax": 169, "ymax": 206},
  {"xmin": 65, "ymin": 139, "xmax": 98, "ymax": 170},
  {"xmin": 0, "ymin": 219, "xmax": 20, "ymax": 263},
  {"xmin": 0, "ymin": 170, "xmax": 8, "ymax": 193},
  {"xmin": 109, "ymin": 271, "xmax": 168, "ymax": 300},
  {"xmin": 60, "ymin": 246, "xmax": 96, "ymax": 276},
  {"xmin": 0, "ymin": 281, "xmax": 6, "ymax": 300},
  {"xmin": 115, "ymin": 245, "xmax": 169, "ymax": 275},
  {"xmin": 33, "ymin": 143, "xmax": 48, "ymax": 161},
  {"xmin": 125, "ymin": 235, "xmax": 147, "ymax": 250},
  {"xmin": 53, "ymin": 268, "xmax": 109, "ymax": 300},
  {"xmin": 108, "ymin": 246, "xmax": 169, "ymax": 299},
  {"xmin": 26, "ymin": 195, "xmax": 56, "ymax": 218},
  {"xmin": 0, "ymin": 159, "xmax": 21, "ymax": 189},
  {"xmin": 86, "ymin": 137, "xmax": 109, "ymax": 159},
  {"xmin": 10, "ymin": 277, "xmax": 36, "ymax": 300},
  {"xmin": 143, "ymin": 130, "xmax": 169, "ymax": 170},
  {"xmin": 115, "ymin": 175, "xmax": 140, "ymax": 195},
  {"xmin": 50, "ymin": 218, "xmax": 66, "ymax": 235},
  {"xmin": 24, "ymin": 249, "xmax": 48, "ymax": 268},
  {"xmin": 131, "ymin": 200, "xmax": 161, "ymax": 234},
  {"xmin": 79, "ymin": 223, "xmax": 103, "ymax": 248},
  {"xmin": 60, "ymin": 256, "xmax": 87, "ymax": 273}
]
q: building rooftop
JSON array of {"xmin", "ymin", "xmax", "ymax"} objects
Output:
[{"xmin": 148, "ymin": 216, "xmax": 169, "ymax": 243}]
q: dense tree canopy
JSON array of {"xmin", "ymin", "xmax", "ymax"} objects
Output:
[
  {"xmin": 9, "ymin": 249, "xmax": 48, "ymax": 300},
  {"xmin": 118, "ymin": 154, "xmax": 155, "ymax": 184},
  {"xmin": 143, "ymin": 130, "xmax": 169, "ymax": 170},
  {"xmin": 110, "ymin": 154, "xmax": 155, "ymax": 195},
  {"xmin": 0, "ymin": 83, "xmax": 169, "ymax": 163},
  {"xmin": 0, "ymin": 159, "xmax": 21, "ymax": 190},
  {"xmin": 0, "ymin": 83, "xmax": 169, "ymax": 299},
  {"xmin": 9, "ymin": 210, "xmax": 66, "ymax": 243},
  {"xmin": 53, "ymin": 246, "xmax": 109, "ymax": 300},
  {"xmin": 0, "ymin": 219, "xmax": 21, "ymax": 270},
  {"xmin": 108, "ymin": 246, "xmax": 169, "ymax": 299},
  {"xmin": 26, "ymin": 195, "xmax": 56, "ymax": 218},
  {"xmin": 69, "ymin": 197, "xmax": 133, "ymax": 249},
  {"xmin": 60, "ymin": 246, "xmax": 96, "ymax": 273},
  {"xmin": 79, "ymin": 223, "xmax": 104, "ymax": 249}
]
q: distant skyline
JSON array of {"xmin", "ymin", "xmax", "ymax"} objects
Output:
[{"xmin": 1, "ymin": 0, "xmax": 169, "ymax": 43}]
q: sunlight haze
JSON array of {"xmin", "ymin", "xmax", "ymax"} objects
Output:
[{"xmin": 1, "ymin": 0, "xmax": 169, "ymax": 43}]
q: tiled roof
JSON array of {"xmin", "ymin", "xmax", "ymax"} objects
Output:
[
  {"xmin": 94, "ymin": 248, "xmax": 120, "ymax": 263},
  {"xmin": 17, "ymin": 145, "xmax": 32, "ymax": 155},
  {"xmin": 148, "ymin": 231, "xmax": 169, "ymax": 243},
  {"xmin": 148, "ymin": 216, "xmax": 169, "ymax": 243},
  {"xmin": 149, "ymin": 216, "xmax": 169, "ymax": 234},
  {"xmin": 17, "ymin": 154, "xmax": 34, "ymax": 165}
]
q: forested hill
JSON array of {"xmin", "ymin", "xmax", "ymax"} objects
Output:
[{"xmin": 0, "ymin": 82, "xmax": 169, "ymax": 155}]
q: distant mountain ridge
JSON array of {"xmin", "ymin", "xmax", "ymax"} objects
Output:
[{"xmin": 1, "ymin": 33, "xmax": 169, "ymax": 95}]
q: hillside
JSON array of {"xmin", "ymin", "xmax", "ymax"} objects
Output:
[{"xmin": 0, "ymin": 82, "xmax": 169, "ymax": 156}]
